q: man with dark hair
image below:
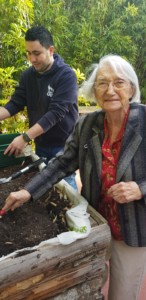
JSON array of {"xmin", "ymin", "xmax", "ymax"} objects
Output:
[
  {"xmin": 25, "ymin": 26, "xmax": 54, "ymax": 49},
  {"xmin": 0, "ymin": 26, "xmax": 78, "ymax": 188}
]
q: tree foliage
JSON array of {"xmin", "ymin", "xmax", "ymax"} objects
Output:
[
  {"xmin": 1, "ymin": 0, "xmax": 146, "ymax": 114},
  {"xmin": 0, "ymin": 0, "xmax": 33, "ymax": 133},
  {"xmin": 33, "ymin": 0, "xmax": 146, "ymax": 102}
]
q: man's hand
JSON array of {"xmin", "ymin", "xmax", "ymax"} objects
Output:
[
  {"xmin": 4, "ymin": 135, "xmax": 27, "ymax": 157},
  {"xmin": 108, "ymin": 181, "xmax": 142, "ymax": 203},
  {"xmin": 4, "ymin": 124, "xmax": 44, "ymax": 157},
  {"xmin": 2, "ymin": 189, "xmax": 31, "ymax": 212}
]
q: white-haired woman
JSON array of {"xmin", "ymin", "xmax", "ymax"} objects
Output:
[{"xmin": 2, "ymin": 54, "xmax": 146, "ymax": 300}]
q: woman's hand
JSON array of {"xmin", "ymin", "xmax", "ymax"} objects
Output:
[
  {"xmin": 2, "ymin": 189, "xmax": 31, "ymax": 212},
  {"xmin": 108, "ymin": 181, "xmax": 142, "ymax": 203}
]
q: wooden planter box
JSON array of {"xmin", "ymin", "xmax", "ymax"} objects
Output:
[{"xmin": 0, "ymin": 181, "xmax": 111, "ymax": 300}]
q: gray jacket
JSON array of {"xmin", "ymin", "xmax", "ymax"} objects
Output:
[{"xmin": 26, "ymin": 103, "xmax": 146, "ymax": 247}]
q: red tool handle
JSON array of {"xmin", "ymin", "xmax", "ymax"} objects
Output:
[{"xmin": 0, "ymin": 209, "xmax": 6, "ymax": 216}]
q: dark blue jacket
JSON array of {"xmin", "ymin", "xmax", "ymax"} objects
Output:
[{"xmin": 5, "ymin": 54, "xmax": 78, "ymax": 147}]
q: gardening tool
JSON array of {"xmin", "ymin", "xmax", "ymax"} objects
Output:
[
  {"xmin": 29, "ymin": 153, "xmax": 47, "ymax": 171},
  {"xmin": 0, "ymin": 157, "xmax": 46, "ymax": 184},
  {"xmin": 17, "ymin": 145, "xmax": 47, "ymax": 171}
]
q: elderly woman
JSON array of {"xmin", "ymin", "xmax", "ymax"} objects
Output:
[{"xmin": 2, "ymin": 54, "xmax": 146, "ymax": 299}]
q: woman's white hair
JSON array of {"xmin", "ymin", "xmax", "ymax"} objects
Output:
[{"xmin": 79, "ymin": 54, "xmax": 141, "ymax": 103}]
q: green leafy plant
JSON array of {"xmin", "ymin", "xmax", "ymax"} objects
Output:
[
  {"xmin": 73, "ymin": 68, "xmax": 85, "ymax": 84},
  {"xmin": 73, "ymin": 67, "xmax": 96, "ymax": 107},
  {"xmin": 0, "ymin": 68, "xmax": 28, "ymax": 134},
  {"xmin": 69, "ymin": 226, "xmax": 87, "ymax": 233},
  {"xmin": 0, "ymin": 67, "xmax": 17, "ymax": 99}
]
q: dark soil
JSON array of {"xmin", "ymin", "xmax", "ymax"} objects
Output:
[{"xmin": 0, "ymin": 158, "xmax": 72, "ymax": 257}]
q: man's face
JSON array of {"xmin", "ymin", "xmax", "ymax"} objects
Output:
[{"xmin": 26, "ymin": 40, "xmax": 54, "ymax": 72}]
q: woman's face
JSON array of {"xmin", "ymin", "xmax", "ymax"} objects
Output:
[{"xmin": 94, "ymin": 64, "xmax": 134, "ymax": 113}]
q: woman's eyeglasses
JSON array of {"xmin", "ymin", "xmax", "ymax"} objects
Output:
[{"xmin": 94, "ymin": 79, "xmax": 130, "ymax": 91}]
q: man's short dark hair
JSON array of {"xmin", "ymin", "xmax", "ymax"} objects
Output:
[{"xmin": 25, "ymin": 26, "xmax": 54, "ymax": 48}]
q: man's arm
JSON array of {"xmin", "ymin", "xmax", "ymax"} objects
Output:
[{"xmin": 0, "ymin": 107, "xmax": 11, "ymax": 120}]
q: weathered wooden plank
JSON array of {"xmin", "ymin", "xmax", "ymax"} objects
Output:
[
  {"xmin": 0, "ymin": 224, "xmax": 110, "ymax": 288},
  {"xmin": 88, "ymin": 205, "xmax": 107, "ymax": 225},
  {"xmin": 0, "ymin": 256, "xmax": 105, "ymax": 300}
]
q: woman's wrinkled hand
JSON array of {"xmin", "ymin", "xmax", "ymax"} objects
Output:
[
  {"xmin": 2, "ymin": 189, "xmax": 31, "ymax": 212},
  {"xmin": 108, "ymin": 181, "xmax": 142, "ymax": 203}
]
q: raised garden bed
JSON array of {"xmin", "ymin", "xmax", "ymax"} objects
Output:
[{"xmin": 0, "ymin": 159, "xmax": 111, "ymax": 300}]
